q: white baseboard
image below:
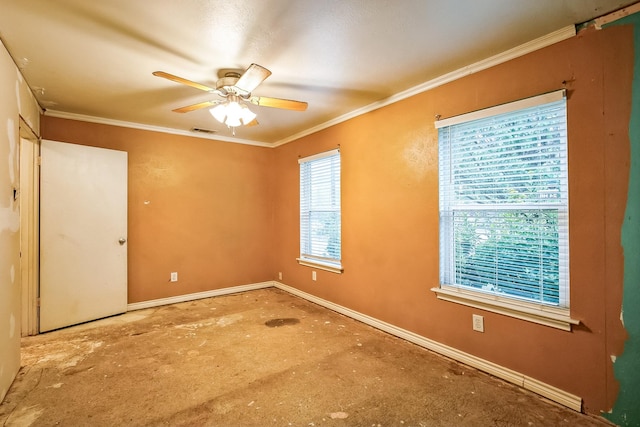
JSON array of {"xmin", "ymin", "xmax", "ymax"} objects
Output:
[
  {"xmin": 272, "ymin": 281, "xmax": 582, "ymax": 412},
  {"xmin": 126, "ymin": 281, "xmax": 273, "ymax": 311},
  {"xmin": 126, "ymin": 280, "xmax": 582, "ymax": 412}
]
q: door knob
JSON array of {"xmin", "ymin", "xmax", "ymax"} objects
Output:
[{"xmin": 118, "ymin": 238, "xmax": 127, "ymax": 245}]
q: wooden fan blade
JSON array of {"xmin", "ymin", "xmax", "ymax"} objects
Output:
[
  {"xmin": 153, "ymin": 71, "xmax": 216, "ymax": 92},
  {"xmin": 250, "ymin": 96, "xmax": 308, "ymax": 111},
  {"xmin": 234, "ymin": 64, "xmax": 272, "ymax": 93},
  {"xmin": 246, "ymin": 118, "xmax": 259, "ymax": 127},
  {"xmin": 172, "ymin": 100, "xmax": 220, "ymax": 113}
]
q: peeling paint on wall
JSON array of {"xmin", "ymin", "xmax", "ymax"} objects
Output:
[
  {"xmin": 604, "ymin": 12, "xmax": 640, "ymax": 427},
  {"xmin": 0, "ymin": 208, "xmax": 19, "ymax": 234},
  {"xmin": 0, "ymin": 117, "xmax": 20, "ymax": 234}
]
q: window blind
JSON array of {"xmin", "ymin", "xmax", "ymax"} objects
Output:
[
  {"xmin": 299, "ymin": 149, "xmax": 341, "ymax": 266},
  {"xmin": 438, "ymin": 94, "xmax": 569, "ymax": 307}
]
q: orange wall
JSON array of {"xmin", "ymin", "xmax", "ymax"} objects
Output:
[
  {"xmin": 41, "ymin": 119, "xmax": 275, "ymax": 303},
  {"xmin": 40, "ymin": 23, "xmax": 632, "ymax": 416},
  {"xmin": 273, "ymin": 25, "xmax": 632, "ymax": 414}
]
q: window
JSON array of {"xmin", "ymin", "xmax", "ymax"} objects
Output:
[
  {"xmin": 298, "ymin": 149, "xmax": 342, "ymax": 273},
  {"xmin": 433, "ymin": 90, "xmax": 578, "ymax": 330}
]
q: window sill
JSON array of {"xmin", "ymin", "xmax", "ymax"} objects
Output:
[
  {"xmin": 431, "ymin": 285, "xmax": 580, "ymax": 331},
  {"xmin": 297, "ymin": 258, "xmax": 343, "ymax": 274}
]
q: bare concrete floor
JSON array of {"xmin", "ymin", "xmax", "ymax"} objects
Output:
[{"xmin": 0, "ymin": 288, "xmax": 610, "ymax": 426}]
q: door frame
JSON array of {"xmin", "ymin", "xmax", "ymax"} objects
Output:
[{"xmin": 19, "ymin": 117, "xmax": 40, "ymax": 336}]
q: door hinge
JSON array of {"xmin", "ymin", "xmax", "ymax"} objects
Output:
[
  {"xmin": 37, "ymin": 156, "xmax": 42, "ymax": 166},
  {"xmin": 36, "ymin": 297, "xmax": 41, "ymax": 307}
]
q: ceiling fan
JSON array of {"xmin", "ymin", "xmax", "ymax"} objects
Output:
[{"xmin": 153, "ymin": 63, "xmax": 308, "ymax": 133}]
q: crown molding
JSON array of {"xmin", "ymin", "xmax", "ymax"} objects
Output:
[
  {"xmin": 45, "ymin": 25, "xmax": 577, "ymax": 149},
  {"xmin": 43, "ymin": 110, "xmax": 273, "ymax": 148},
  {"xmin": 272, "ymin": 25, "xmax": 576, "ymax": 147}
]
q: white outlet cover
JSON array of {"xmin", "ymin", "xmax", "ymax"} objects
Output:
[{"xmin": 472, "ymin": 314, "xmax": 484, "ymax": 332}]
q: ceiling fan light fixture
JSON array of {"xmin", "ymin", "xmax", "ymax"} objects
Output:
[
  {"xmin": 154, "ymin": 64, "xmax": 307, "ymax": 134},
  {"xmin": 239, "ymin": 103, "xmax": 257, "ymax": 124},
  {"xmin": 210, "ymin": 103, "xmax": 227, "ymax": 123},
  {"xmin": 225, "ymin": 111, "xmax": 242, "ymax": 128},
  {"xmin": 209, "ymin": 96, "xmax": 257, "ymax": 129}
]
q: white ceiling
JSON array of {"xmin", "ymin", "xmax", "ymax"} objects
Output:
[{"xmin": 0, "ymin": 0, "xmax": 636, "ymax": 145}]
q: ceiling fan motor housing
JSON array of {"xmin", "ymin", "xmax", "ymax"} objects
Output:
[
  {"xmin": 153, "ymin": 64, "xmax": 308, "ymax": 118},
  {"xmin": 216, "ymin": 73, "xmax": 249, "ymax": 97}
]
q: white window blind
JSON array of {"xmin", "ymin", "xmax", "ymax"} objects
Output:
[
  {"xmin": 299, "ymin": 149, "xmax": 341, "ymax": 269},
  {"xmin": 438, "ymin": 91, "xmax": 569, "ymax": 307}
]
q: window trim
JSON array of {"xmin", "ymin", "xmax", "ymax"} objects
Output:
[
  {"xmin": 434, "ymin": 90, "xmax": 578, "ymax": 329},
  {"xmin": 435, "ymin": 89, "xmax": 566, "ymax": 128},
  {"xmin": 296, "ymin": 257, "xmax": 344, "ymax": 274},
  {"xmin": 431, "ymin": 285, "xmax": 579, "ymax": 331},
  {"xmin": 298, "ymin": 148, "xmax": 343, "ymax": 274}
]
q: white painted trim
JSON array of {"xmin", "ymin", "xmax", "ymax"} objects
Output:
[
  {"xmin": 434, "ymin": 89, "xmax": 566, "ymax": 128},
  {"xmin": 431, "ymin": 286, "xmax": 580, "ymax": 332},
  {"xmin": 125, "ymin": 280, "xmax": 583, "ymax": 411},
  {"xmin": 272, "ymin": 281, "xmax": 582, "ymax": 412},
  {"xmin": 43, "ymin": 110, "xmax": 272, "ymax": 148},
  {"xmin": 296, "ymin": 258, "xmax": 343, "ymax": 274},
  {"xmin": 298, "ymin": 148, "xmax": 340, "ymax": 164},
  {"xmin": 19, "ymin": 122, "xmax": 41, "ymax": 337},
  {"xmin": 46, "ymin": 26, "xmax": 576, "ymax": 148},
  {"xmin": 126, "ymin": 281, "xmax": 273, "ymax": 311},
  {"xmin": 524, "ymin": 375, "xmax": 582, "ymax": 412},
  {"xmin": 272, "ymin": 25, "xmax": 576, "ymax": 147}
]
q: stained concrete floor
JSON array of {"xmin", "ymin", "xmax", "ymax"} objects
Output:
[{"xmin": 0, "ymin": 288, "xmax": 611, "ymax": 427}]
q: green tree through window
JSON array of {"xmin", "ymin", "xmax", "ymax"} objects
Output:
[
  {"xmin": 299, "ymin": 150, "xmax": 342, "ymax": 270},
  {"xmin": 438, "ymin": 92, "xmax": 568, "ymax": 307}
]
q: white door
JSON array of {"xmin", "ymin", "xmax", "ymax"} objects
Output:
[{"xmin": 40, "ymin": 140, "xmax": 128, "ymax": 332}]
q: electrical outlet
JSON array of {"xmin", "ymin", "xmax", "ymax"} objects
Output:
[
  {"xmin": 278, "ymin": 272, "xmax": 282, "ymax": 280},
  {"xmin": 472, "ymin": 314, "xmax": 484, "ymax": 332},
  {"xmin": 312, "ymin": 271, "xmax": 317, "ymax": 281},
  {"xmin": 170, "ymin": 272, "xmax": 178, "ymax": 282}
]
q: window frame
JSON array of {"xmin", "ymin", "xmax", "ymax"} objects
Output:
[
  {"xmin": 297, "ymin": 149, "xmax": 343, "ymax": 274},
  {"xmin": 431, "ymin": 90, "xmax": 579, "ymax": 331}
]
